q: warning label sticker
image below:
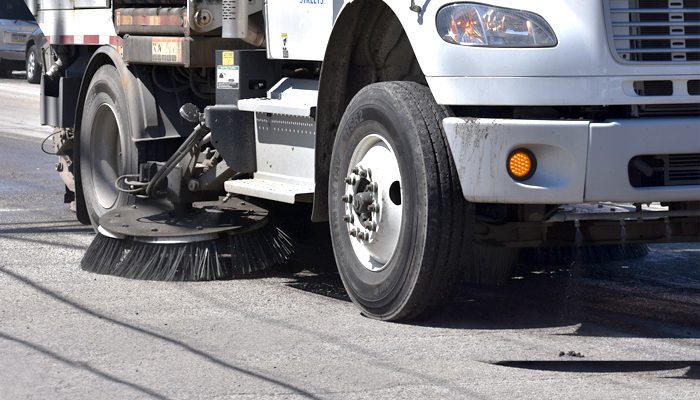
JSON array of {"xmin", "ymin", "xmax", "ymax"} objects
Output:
[
  {"xmin": 222, "ymin": 51, "xmax": 235, "ymax": 66},
  {"xmin": 217, "ymin": 66, "xmax": 240, "ymax": 89},
  {"xmin": 152, "ymin": 38, "xmax": 182, "ymax": 63}
]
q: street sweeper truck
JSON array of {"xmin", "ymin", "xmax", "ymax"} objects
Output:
[{"xmin": 29, "ymin": 0, "xmax": 700, "ymax": 320}]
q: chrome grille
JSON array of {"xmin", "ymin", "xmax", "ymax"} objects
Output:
[
  {"xmin": 668, "ymin": 153, "xmax": 700, "ymax": 184},
  {"xmin": 608, "ymin": 0, "xmax": 700, "ymax": 63},
  {"xmin": 629, "ymin": 153, "xmax": 700, "ymax": 187}
]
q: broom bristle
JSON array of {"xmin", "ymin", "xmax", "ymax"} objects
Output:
[
  {"xmin": 81, "ymin": 233, "xmax": 128, "ymax": 275},
  {"xmin": 80, "ymin": 223, "xmax": 294, "ymax": 281},
  {"xmin": 521, "ymin": 243, "xmax": 650, "ymax": 266},
  {"xmin": 225, "ymin": 226, "xmax": 294, "ymax": 277}
]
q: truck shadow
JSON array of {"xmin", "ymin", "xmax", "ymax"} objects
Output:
[
  {"xmin": 282, "ymin": 256, "xmax": 700, "ymax": 339},
  {"xmin": 492, "ymin": 360, "xmax": 699, "ymax": 380}
]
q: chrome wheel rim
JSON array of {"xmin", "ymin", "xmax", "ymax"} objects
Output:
[
  {"xmin": 27, "ymin": 51, "xmax": 35, "ymax": 79},
  {"xmin": 90, "ymin": 104, "xmax": 122, "ymax": 209},
  {"xmin": 342, "ymin": 134, "xmax": 403, "ymax": 272}
]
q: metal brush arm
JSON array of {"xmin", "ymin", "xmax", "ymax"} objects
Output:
[{"xmin": 145, "ymin": 122, "xmax": 211, "ymax": 197}]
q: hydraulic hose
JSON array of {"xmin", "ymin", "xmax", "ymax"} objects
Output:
[{"xmin": 144, "ymin": 122, "xmax": 211, "ymax": 197}]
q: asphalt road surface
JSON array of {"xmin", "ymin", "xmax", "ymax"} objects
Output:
[{"xmin": 0, "ymin": 76, "xmax": 698, "ymax": 399}]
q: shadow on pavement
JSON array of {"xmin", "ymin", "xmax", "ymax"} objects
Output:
[
  {"xmin": 0, "ymin": 223, "xmax": 93, "ymax": 235},
  {"xmin": 0, "ymin": 233, "xmax": 88, "ymax": 251},
  {"xmin": 0, "ymin": 266, "xmax": 324, "ymax": 400},
  {"xmin": 0, "ymin": 331, "xmax": 171, "ymax": 399},
  {"xmin": 493, "ymin": 360, "xmax": 699, "ymax": 379},
  {"xmin": 281, "ymin": 258, "xmax": 700, "ymax": 339}
]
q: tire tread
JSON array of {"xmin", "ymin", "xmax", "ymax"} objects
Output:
[{"xmin": 380, "ymin": 82, "xmax": 468, "ymax": 320}]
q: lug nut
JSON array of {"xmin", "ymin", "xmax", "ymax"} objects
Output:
[
  {"xmin": 364, "ymin": 221, "xmax": 377, "ymax": 231},
  {"xmin": 359, "ymin": 169, "xmax": 368, "ymax": 178},
  {"xmin": 342, "ymin": 194, "xmax": 353, "ymax": 203},
  {"xmin": 343, "ymin": 214, "xmax": 354, "ymax": 223},
  {"xmin": 368, "ymin": 204, "xmax": 379, "ymax": 213},
  {"xmin": 349, "ymin": 228, "xmax": 358, "ymax": 237},
  {"xmin": 368, "ymin": 182, "xmax": 378, "ymax": 192},
  {"xmin": 345, "ymin": 176, "xmax": 356, "ymax": 185},
  {"xmin": 351, "ymin": 167, "xmax": 360, "ymax": 174}
]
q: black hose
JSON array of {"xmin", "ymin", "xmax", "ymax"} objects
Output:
[
  {"xmin": 40, "ymin": 131, "xmax": 61, "ymax": 155},
  {"xmin": 145, "ymin": 123, "xmax": 210, "ymax": 197}
]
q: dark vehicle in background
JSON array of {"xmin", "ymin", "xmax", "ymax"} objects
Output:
[
  {"xmin": 0, "ymin": 0, "xmax": 39, "ymax": 81},
  {"xmin": 25, "ymin": 26, "xmax": 43, "ymax": 83}
]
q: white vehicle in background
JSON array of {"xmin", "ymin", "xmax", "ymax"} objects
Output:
[{"xmin": 27, "ymin": 0, "xmax": 700, "ymax": 321}]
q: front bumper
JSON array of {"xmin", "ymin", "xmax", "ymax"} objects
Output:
[
  {"xmin": 443, "ymin": 117, "xmax": 700, "ymax": 204},
  {"xmin": 427, "ymin": 75, "xmax": 700, "ymax": 106},
  {"xmin": 0, "ymin": 48, "xmax": 25, "ymax": 62}
]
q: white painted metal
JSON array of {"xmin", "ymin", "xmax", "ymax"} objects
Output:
[
  {"xmin": 264, "ymin": 1, "xmax": 696, "ymax": 107},
  {"xmin": 443, "ymin": 117, "xmax": 590, "ymax": 204},
  {"xmin": 37, "ymin": 9, "xmax": 116, "ymax": 39},
  {"xmin": 227, "ymin": 78, "xmax": 318, "ymax": 203},
  {"xmin": 74, "ymin": 0, "xmax": 110, "ymax": 8},
  {"xmin": 224, "ymin": 176, "xmax": 314, "ymax": 204},
  {"xmin": 237, "ymin": 78, "xmax": 319, "ymax": 116},
  {"xmin": 265, "ymin": 0, "xmax": 342, "ymax": 60},
  {"xmin": 344, "ymin": 134, "xmax": 403, "ymax": 272},
  {"xmin": 37, "ymin": 0, "xmax": 75, "ymax": 10},
  {"xmin": 427, "ymin": 75, "xmax": 700, "ymax": 106},
  {"xmin": 585, "ymin": 118, "xmax": 700, "ymax": 203},
  {"xmin": 443, "ymin": 117, "xmax": 700, "ymax": 204}
]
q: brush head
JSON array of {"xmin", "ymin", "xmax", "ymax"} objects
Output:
[
  {"xmin": 520, "ymin": 243, "xmax": 650, "ymax": 266},
  {"xmin": 80, "ymin": 197, "xmax": 294, "ymax": 281},
  {"xmin": 80, "ymin": 223, "xmax": 294, "ymax": 281}
]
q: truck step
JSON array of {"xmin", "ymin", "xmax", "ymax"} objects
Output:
[
  {"xmin": 224, "ymin": 176, "xmax": 314, "ymax": 204},
  {"xmin": 238, "ymin": 78, "xmax": 318, "ymax": 117}
]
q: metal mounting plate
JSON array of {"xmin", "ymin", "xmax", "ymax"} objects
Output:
[{"xmin": 99, "ymin": 197, "xmax": 268, "ymax": 239}]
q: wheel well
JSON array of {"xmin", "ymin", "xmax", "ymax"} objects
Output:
[
  {"xmin": 312, "ymin": 0, "xmax": 426, "ymax": 222},
  {"xmin": 25, "ymin": 40, "xmax": 34, "ymax": 55}
]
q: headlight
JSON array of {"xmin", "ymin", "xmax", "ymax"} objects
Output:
[{"xmin": 436, "ymin": 3, "xmax": 557, "ymax": 48}]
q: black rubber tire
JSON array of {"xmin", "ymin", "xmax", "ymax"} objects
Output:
[
  {"xmin": 79, "ymin": 64, "xmax": 138, "ymax": 229},
  {"xmin": 26, "ymin": 44, "xmax": 41, "ymax": 84},
  {"xmin": 328, "ymin": 81, "xmax": 470, "ymax": 321},
  {"xmin": 465, "ymin": 245, "xmax": 519, "ymax": 286}
]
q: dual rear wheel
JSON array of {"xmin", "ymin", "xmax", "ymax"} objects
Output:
[{"xmin": 79, "ymin": 65, "xmax": 137, "ymax": 228}]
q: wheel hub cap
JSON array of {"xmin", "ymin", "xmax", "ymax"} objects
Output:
[{"xmin": 342, "ymin": 134, "xmax": 402, "ymax": 272}]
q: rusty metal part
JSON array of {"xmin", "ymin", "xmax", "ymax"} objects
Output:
[
  {"xmin": 123, "ymin": 36, "xmax": 253, "ymax": 67},
  {"xmin": 115, "ymin": 8, "xmax": 188, "ymax": 36},
  {"xmin": 52, "ymin": 128, "xmax": 75, "ymax": 193},
  {"xmin": 243, "ymin": 17, "xmax": 265, "ymax": 48}
]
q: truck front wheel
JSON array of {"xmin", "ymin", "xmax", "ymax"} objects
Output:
[
  {"xmin": 328, "ymin": 82, "xmax": 470, "ymax": 321},
  {"xmin": 79, "ymin": 64, "xmax": 138, "ymax": 228}
]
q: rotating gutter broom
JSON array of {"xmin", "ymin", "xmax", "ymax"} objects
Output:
[{"xmin": 80, "ymin": 104, "xmax": 293, "ymax": 281}]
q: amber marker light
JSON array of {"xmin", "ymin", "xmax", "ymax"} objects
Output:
[{"xmin": 507, "ymin": 148, "xmax": 536, "ymax": 181}]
